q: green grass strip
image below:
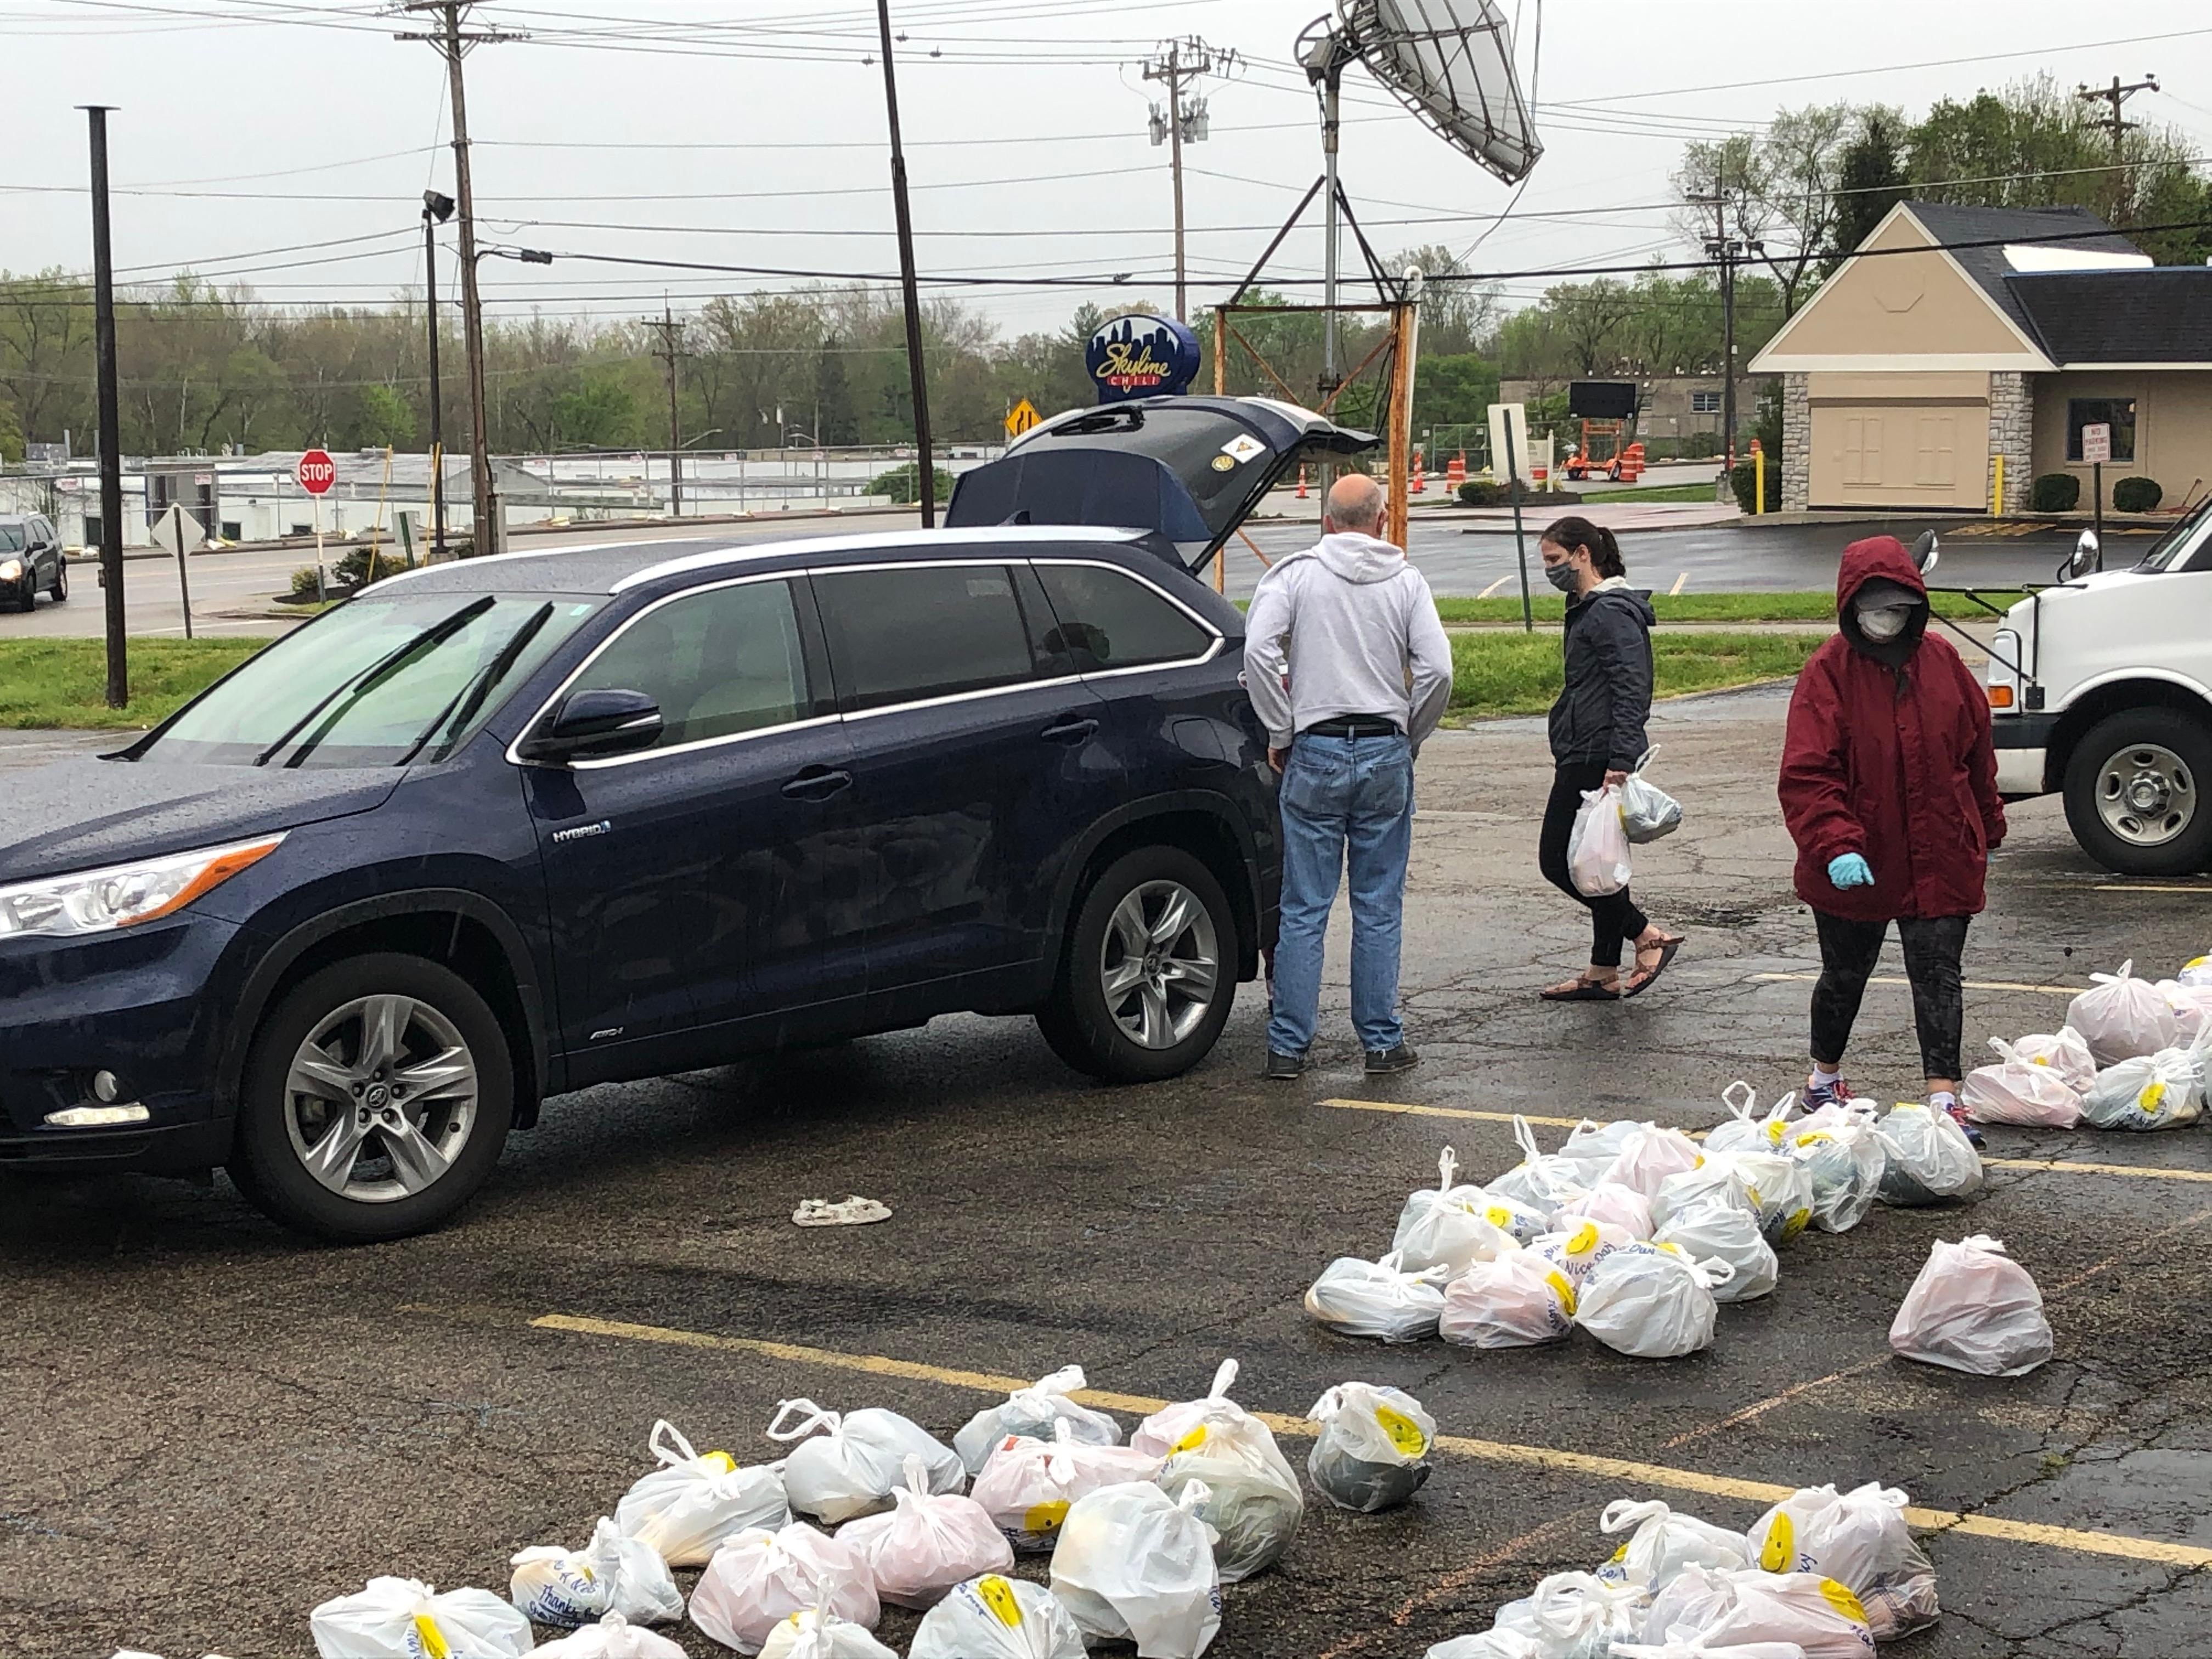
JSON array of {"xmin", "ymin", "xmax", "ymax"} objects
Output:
[
  {"xmin": 0, "ymin": 637, "xmax": 263, "ymax": 730},
  {"xmin": 1447, "ymin": 630, "xmax": 1825, "ymax": 718}
]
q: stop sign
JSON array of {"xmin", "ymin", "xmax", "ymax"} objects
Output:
[{"xmin": 297, "ymin": 449, "xmax": 336, "ymax": 495}]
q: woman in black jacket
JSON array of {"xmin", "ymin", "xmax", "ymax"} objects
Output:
[{"xmin": 1535, "ymin": 516, "xmax": 1682, "ymax": 1001}]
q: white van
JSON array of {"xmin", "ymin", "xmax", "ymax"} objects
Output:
[{"xmin": 1984, "ymin": 498, "xmax": 2212, "ymax": 875}]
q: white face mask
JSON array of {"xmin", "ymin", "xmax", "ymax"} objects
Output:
[{"xmin": 1857, "ymin": 602, "xmax": 1914, "ymax": 641}]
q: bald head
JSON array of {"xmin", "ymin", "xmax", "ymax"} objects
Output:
[{"xmin": 1323, "ymin": 472, "xmax": 1385, "ymax": 536}]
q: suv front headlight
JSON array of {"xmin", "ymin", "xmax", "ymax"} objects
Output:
[
  {"xmin": 0, "ymin": 834, "xmax": 285, "ymax": 939},
  {"xmin": 0, "ymin": 558, "xmax": 21, "ymax": 582}
]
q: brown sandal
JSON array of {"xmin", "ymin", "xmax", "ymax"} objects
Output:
[
  {"xmin": 1622, "ymin": 936, "xmax": 1683, "ymax": 998},
  {"xmin": 1541, "ymin": 974, "xmax": 1620, "ymax": 1002}
]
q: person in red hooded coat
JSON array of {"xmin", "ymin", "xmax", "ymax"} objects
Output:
[{"xmin": 1778, "ymin": 535, "xmax": 2006, "ymax": 1143}]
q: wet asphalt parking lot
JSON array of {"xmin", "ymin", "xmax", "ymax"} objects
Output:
[{"xmin": 5, "ymin": 682, "xmax": 2212, "ymax": 1659}]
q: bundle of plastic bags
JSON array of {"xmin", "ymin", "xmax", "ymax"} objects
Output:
[
  {"xmin": 512, "ymin": 1516, "xmax": 686, "ymax": 1627},
  {"xmin": 1726, "ymin": 1149, "xmax": 1815, "ymax": 1246},
  {"xmin": 1491, "ymin": 1570, "xmax": 1650, "ymax": 1659},
  {"xmin": 952, "ymin": 1365, "xmax": 1120, "ymax": 1475},
  {"xmin": 1438, "ymin": 1248, "xmax": 1578, "ymax": 1348},
  {"xmin": 1677, "ymin": 1570, "xmax": 1876, "ymax": 1659},
  {"xmin": 766, "ymin": 1400, "xmax": 966, "ymax": 1525},
  {"xmin": 969, "ymin": 1420, "xmax": 1164, "ymax": 1552},
  {"xmin": 908, "ymin": 1575, "xmax": 1088, "ymax": 1659},
  {"xmin": 1423, "ymin": 1633, "xmax": 1542, "ymax": 1659},
  {"xmin": 1890, "ymin": 1234, "xmax": 2052, "ymax": 1376},
  {"xmin": 689, "ymin": 1525, "xmax": 879, "ymax": 1656},
  {"xmin": 839, "ymin": 1453, "xmax": 1014, "ymax": 1608},
  {"xmin": 1652, "ymin": 1201, "xmax": 1777, "ymax": 1302},
  {"xmin": 1611, "ymin": 1643, "xmax": 1819, "ymax": 1659},
  {"xmin": 1620, "ymin": 747, "xmax": 1684, "ymax": 843},
  {"xmin": 2012, "ymin": 1026, "xmax": 2096, "ymax": 1092},
  {"xmin": 1601, "ymin": 1125, "xmax": 1705, "ymax": 1201},
  {"xmin": 534, "ymin": 1612, "xmax": 689, "ymax": 1659},
  {"xmin": 1961, "ymin": 1038, "xmax": 2084, "ymax": 1126},
  {"xmin": 1784, "ymin": 1119, "xmax": 1883, "ymax": 1234},
  {"xmin": 616, "ymin": 1420, "xmax": 791, "ymax": 1567},
  {"xmin": 1392, "ymin": 1147, "xmax": 1520, "ymax": 1274},
  {"xmin": 1550, "ymin": 1181, "xmax": 1655, "ymax": 1239},
  {"xmin": 1142, "ymin": 1360, "xmax": 1304, "ymax": 1583},
  {"xmin": 1488, "ymin": 1116, "xmax": 1591, "ymax": 1212},
  {"xmin": 1304, "ymin": 1249, "xmax": 1451, "ymax": 1342},
  {"xmin": 2067, "ymin": 960, "xmax": 2177, "ymax": 1063},
  {"xmin": 2158, "ymin": 979, "xmax": 2212, "ymax": 1044},
  {"xmin": 1306, "ymin": 1381, "xmax": 1435, "ymax": 1513},
  {"xmin": 1477, "ymin": 1192, "xmax": 1553, "ymax": 1248},
  {"xmin": 1568, "ymin": 783, "xmax": 1634, "ymax": 897},
  {"xmin": 1048, "ymin": 1480, "xmax": 1222, "ymax": 1658},
  {"xmin": 1650, "ymin": 1158, "xmax": 1757, "ymax": 1234},
  {"xmin": 2080, "ymin": 1031, "xmax": 2210, "ymax": 1131},
  {"xmin": 2183, "ymin": 952, "xmax": 2212, "ymax": 989},
  {"xmin": 309, "ymin": 1578, "xmax": 534, "ymax": 1659},
  {"xmin": 1747, "ymin": 1483, "xmax": 1938, "ymax": 1640},
  {"xmin": 1575, "ymin": 1243, "xmax": 1733, "ymax": 1359},
  {"xmin": 1871, "ymin": 1102, "xmax": 1983, "ymax": 1206},
  {"xmin": 1703, "ymin": 1083, "xmax": 1796, "ymax": 1156},
  {"xmin": 1532, "ymin": 1220, "xmax": 1637, "ymax": 1291},
  {"xmin": 1593, "ymin": 1499, "xmax": 1750, "ymax": 1592},
  {"xmin": 757, "ymin": 1606, "xmax": 898, "ymax": 1659},
  {"xmin": 1559, "ymin": 1118, "xmax": 1651, "ymax": 1183}
]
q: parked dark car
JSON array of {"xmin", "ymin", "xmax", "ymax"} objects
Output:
[
  {"xmin": 0, "ymin": 525, "xmax": 1282, "ymax": 1240},
  {"xmin": 0, "ymin": 513, "xmax": 68, "ymax": 611}
]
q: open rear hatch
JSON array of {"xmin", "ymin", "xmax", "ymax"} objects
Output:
[{"xmin": 945, "ymin": 395, "xmax": 1380, "ymax": 574}]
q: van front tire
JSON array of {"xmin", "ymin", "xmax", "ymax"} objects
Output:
[{"xmin": 2063, "ymin": 709, "xmax": 2212, "ymax": 876}]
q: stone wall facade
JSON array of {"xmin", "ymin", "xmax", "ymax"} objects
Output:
[
  {"xmin": 1988, "ymin": 370, "xmax": 2034, "ymax": 515},
  {"xmin": 1780, "ymin": 373, "xmax": 1811, "ymax": 511}
]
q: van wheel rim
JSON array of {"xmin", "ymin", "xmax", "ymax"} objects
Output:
[
  {"xmin": 1101, "ymin": 879, "xmax": 1220, "ymax": 1049},
  {"xmin": 2095, "ymin": 743, "xmax": 2195, "ymax": 848},
  {"xmin": 283, "ymin": 994, "xmax": 479, "ymax": 1203}
]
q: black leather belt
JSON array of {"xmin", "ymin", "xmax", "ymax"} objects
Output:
[{"xmin": 1301, "ymin": 715, "xmax": 1402, "ymax": 738}]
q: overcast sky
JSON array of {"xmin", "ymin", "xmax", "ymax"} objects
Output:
[{"xmin": 6, "ymin": 1, "xmax": 2210, "ymax": 342}]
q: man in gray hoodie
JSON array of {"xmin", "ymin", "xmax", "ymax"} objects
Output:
[{"xmin": 1243, "ymin": 473, "xmax": 1454, "ymax": 1079}]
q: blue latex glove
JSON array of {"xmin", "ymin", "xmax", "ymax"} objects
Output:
[{"xmin": 1827, "ymin": 853, "xmax": 1874, "ymax": 890}]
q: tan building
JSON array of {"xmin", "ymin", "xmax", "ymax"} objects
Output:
[{"xmin": 1750, "ymin": 201, "xmax": 2212, "ymax": 513}]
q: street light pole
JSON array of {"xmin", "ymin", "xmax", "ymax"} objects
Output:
[
  {"xmin": 874, "ymin": 0, "xmax": 936, "ymax": 528},
  {"xmin": 82, "ymin": 104, "xmax": 126, "ymax": 710}
]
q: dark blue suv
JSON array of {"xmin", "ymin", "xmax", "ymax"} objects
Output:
[{"xmin": 0, "ymin": 524, "xmax": 1284, "ymax": 1240}]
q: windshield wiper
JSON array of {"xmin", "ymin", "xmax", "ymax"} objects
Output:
[
  {"xmin": 253, "ymin": 595, "xmax": 496, "ymax": 768},
  {"xmin": 392, "ymin": 602, "xmax": 555, "ymax": 769}
]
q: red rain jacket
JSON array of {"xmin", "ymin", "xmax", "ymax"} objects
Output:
[{"xmin": 1778, "ymin": 535, "xmax": 2006, "ymax": 921}]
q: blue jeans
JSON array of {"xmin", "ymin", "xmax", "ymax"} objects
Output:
[{"xmin": 1268, "ymin": 732, "xmax": 1416, "ymax": 1056}]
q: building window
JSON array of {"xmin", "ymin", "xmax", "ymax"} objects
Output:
[
  {"xmin": 2067, "ymin": 397, "xmax": 2137, "ymax": 462},
  {"xmin": 1689, "ymin": 391, "xmax": 1722, "ymax": 414}
]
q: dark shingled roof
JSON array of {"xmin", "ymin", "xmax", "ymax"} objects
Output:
[
  {"xmin": 2006, "ymin": 269, "xmax": 2212, "ymax": 365},
  {"xmin": 1902, "ymin": 200, "xmax": 2143, "ymax": 344}
]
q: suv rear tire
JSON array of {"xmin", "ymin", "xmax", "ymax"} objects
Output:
[
  {"xmin": 2063, "ymin": 709, "xmax": 2212, "ymax": 877},
  {"xmin": 50, "ymin": 557, "xmax": 66, "ymax": 602},
  {"xmin": 227, "ymin": 952, "xmax": 515, "ymax": 1242},
  {"xmin": 1037, "ymin": 846, "xmax": 1239, "ymax": 1083}
]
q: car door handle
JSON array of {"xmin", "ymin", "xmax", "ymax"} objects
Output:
[
  {"xmin": 781, "ymin": 765, "xmax": 853, "ymax": 801},
  {"xmin": 1041, "ymin": 715, "xmax": 1099, "ymax": 745}
]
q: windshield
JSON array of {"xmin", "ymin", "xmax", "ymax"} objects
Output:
[
  {"xmin": 2135, "ymin": 496, "xmax": 2212, "ymax": 573},
  {"xmin": 134, "ymin": 591, "xmax": 603, "ymax": 767},
  {"xmin": 0, "ymin": 525, "xmax": 24, "ymax": 552}
]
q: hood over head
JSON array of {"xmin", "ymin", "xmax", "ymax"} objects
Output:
[
  {"xmin": 1313, "ymin": 530, "xmax": 1409, "ymax": 584},
  {"xmin": 1835, "ymin": 535, "xmax": 1929, "ymax": 663},
  {"xmin": 1574, "ymin": 574, "xmax": 1657, "ymax": 627}
]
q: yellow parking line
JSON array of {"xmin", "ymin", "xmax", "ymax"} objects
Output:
[
  {"xmin": 1753, "ymin": 972, "xmax": 2081, "ymax": 996},
  {"xmin": 2097, "ymin": 884, "xmax": 2212, "ymax": 894},
  {"xmin": 1327, "ymin": 1098, "xmax": 1585, "ymax": 1130},
  {"xmin": 1669, "ymin": 570, "xmax": 1689, "ymax": 596},
  {"xmin": 514, "ymin": 1310, "xmax": 2212, "ymax": 1570},
  {"xmin": 1987, "ymin": 1156, "xmax": 2212, "ymax": 1184},
  {"xmin": 1476, "ymin": 574, "xmax": 1513, "ymax": 599}
]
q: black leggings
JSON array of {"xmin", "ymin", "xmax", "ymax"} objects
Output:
[
  {"xmin": 1539, "ymin": 760, "xmax": 1649, "ymax": 970},
  {"xmin": 1810, "ymin": 911, "xmax": 1970, "ymax": 1081}
]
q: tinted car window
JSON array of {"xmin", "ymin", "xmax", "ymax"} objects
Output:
[
  {"xmin": 1035, "ymin": 562, "xmax": 1213, "ymax": 672},
  {"xmin": 572, "ymin": 578, "xmax": 810, "ymax": 750},
  {"xmin": 814, "ymin": 563, "xmax": 1036, "ymax": 712}
]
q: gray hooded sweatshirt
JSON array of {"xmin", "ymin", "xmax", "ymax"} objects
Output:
[{"xmin": 1242, "ymin": 531, "xmax": 1454, "ymax": 749}]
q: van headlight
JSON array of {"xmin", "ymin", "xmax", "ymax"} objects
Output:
[
  {"xmin": 1987, "ymin": 629, "xmax": 2022, "ymax": 712},
  {"xmin": 0, "ymin": 834, "xmax": 285, "ymax": 939}
]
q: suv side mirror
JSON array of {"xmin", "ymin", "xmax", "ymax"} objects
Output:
[
  {"xmin": 2066, "ymin": 529, "xmax": 2100, "ymax": 579},
  {"xmin": 517, "ymin": 687, "xmax": 662, "ymax": 763}
]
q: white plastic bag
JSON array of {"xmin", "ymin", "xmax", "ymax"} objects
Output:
[
  {"xmin": 2081, "ymin": 1032, "xmax": 2209, "ymax": 1131},
  {"xmin": 838, "ymin": 1453, "xmax": 1014, "ymax": 1609},
  {"xmin": 616, "ymin": 1420, "xmax": 791, "ymax": 1568},
  {"xmin": 1692, "ymin": 1571, "xmax": 1874, "ymax": 1659},
  {"xmin": 1728, "ymin": 1149, "xmax": 1815, "ymax": 1246},
  {"xmin": 2157, "ymin": 980, "xmax": 2212, "ymax": 1043},
  {"xmin": 1550, "ymin": 1181, "xmax": 1654, "ymax": 1239},
  {"xmin": 1392, "ymin": 1146, "xmax": 1521, "ymax": 1273},
  {"xmin": 1601, "ymin": 1125, "xmax": 1705, "ymax": 1201},
  {"xmin": 1048, "ymin": 1480, "xmax": 1222, "ymax": 1658},
  {"xmin": 1639, "ymin": 1562, "xmax": 1740, "ymax": 1647},
  {"xmin": 1146, "ymin": 1361, "xmax": 1304, "ymax": 1583},
  {"xmin": 757, "ymin": 1607, "xmax": 898, "ymax": 1659},
  {"xmin": 1595, "ymin": 1499, "xmax": 1751, "ymax": 1592},
  {"xmin": 1890, "ymin": 1234, "xmax": 2052, "ymax": 1376},
  {"xmin": 689, "ymin": 1525, "xmax": 879, "ymax": 1657},
  {"xmin": 1575, "ymin": 1243, "xmax": 1733, "ymax": 1359},
  {"xmin": 766, "ymin": 1400, "xmax": 966, "ymax": 1525},
  {"xmin": 310, "ymin": 1578, "xmax": 534, "ymax": 1659},
  {"xmin": 2182, "ymin": 952, "xmax": 2212, "ymax": 989},
  {"xmin": 2012, "ymin": 1026, "xmax": 2096, "ymax": 1093},
  {"xmin": 1650, "ymin": 1158, "xmax": 1757, "ymax": 1234},
  {"xmin": 1531, "ymin": 1219, "xmax": 1636, "ymax": 1288},
  {"xmin": 1612, "ymin": 1644, "xmax": 1810, "ymax": 1659},
  {"xmin": 1304, "ymin": 1248, "xmax": 1451, "ymax": 1342},
  {"xmin": 1475, "ymin": 1190, "xmax": 1553, "ymax": 1248},
  {"xmin": 1872, "ymin": 1102, "xmax": 1984, "ymax": 1206},
  {"xmin": 2067, "ymin": 959, "xmax": 2177, "ymax": 1063},
  {"xmin": 1784, "ymin": 1120, "xmax": 1883, "ymax": 1234},
  {"xmin": 1703, "ymin": 1082, "xmax": 1796, "ymax": 1157},
  {"xmin": 1305, "ymin": 1381, "xmax": 1435, "ymax": 1513},
  {"xmin": 1568, "ymin": 783, "xmax": 1633, "ymax": 897},
  {"xmin": 1492, "ymin": 1570, "xmax": 1650, "ymax": 1659},
  {"xmin": 1439, "ymin": 1247, "xmax": 1578, "ymax": 1348},
  {"xmin": 1961, "ymin": 1038, "xmax": 2084, "ymax": 1127},
  {"xmin": 1653, "ymin": 1201, "xmax": 1777, "ymax": 1302},
  {"xmin": 1746, "ymin": 1483, "xmax": 1938, "ymax": 1641},
  {"xmin": 909, "ymin": 1575, "xmax": 1087, "ymax": 1659},
  {"xmin": 1487, "ymin": 1115, "xmax": 1590, "ymax": 1212},
  {"xmin": 1424, "ymin": 1633, "xmax": 1542, "ymax": 1659},
  {"xmin": 969, "ymin": 1419, "xmax": 1164, "ymax": 1553},
  {"xmin": 533, "ymin": 1613, "xmax": 689, "ymax": 1659},
  {"xmin": 952, "ymin": 1366, "xmax": 1120, "ymax": 1475},
  {"xmin": 513, "ymin": 1517, "xmax": 685, "ymax": 1627},
  {"xmin": 1558, "ymin": 1118, "xmax": 1651, "ymax": 1182},
  {"xmin": 1619, "ymin": 747, "xmax": 1684, "ymax": 843}
]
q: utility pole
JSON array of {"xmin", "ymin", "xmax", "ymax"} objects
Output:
[
  {"xmin": 398, "ymin": 2, "xmax": 520, "ymax": 555},
  {"xmin": 2078, "ymin": 74, "xmax": 2159, "ymax": 221},
  {"xmin": 422, "ymin": 189, "xmax": 454, "ymax": 561},
  {"xmin": 1143, "ymin": 37, "xmax": 1234, "ymax": 323},
  {"xmin": 1694, "ymin": 166, "xmax": 1759, "ymax": 478},
  {"xmin": 82, "ymin": 105, "xmax": 125, "ymax": 709},
  {"xmin": 873, "ymin": 0, "xmax": 936, "ymax": 527},
  {"xmin": 647, "ymin": 300, "xmax": 690, "ymax": 516}
]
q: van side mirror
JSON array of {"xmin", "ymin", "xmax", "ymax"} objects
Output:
[
  {"xmin": 2066, "ymin": 529, "xmax": 2100, "ymax": 579},
  {"xmin": 1911, "ymin": 530, "xmax": 1940, "ymax": 578},
  {"xmin": 517, "ymin": 687, "xmax": 662, "ymax": 763}
]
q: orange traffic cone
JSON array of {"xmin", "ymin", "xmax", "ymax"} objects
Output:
[
  {"xmin": 1412, "ymin": 450, "xmax": 1426, "ymax": 494},
  {"xmin": 1296, "ymin": 464, "xmax": 1308, "ymax": 499}
]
